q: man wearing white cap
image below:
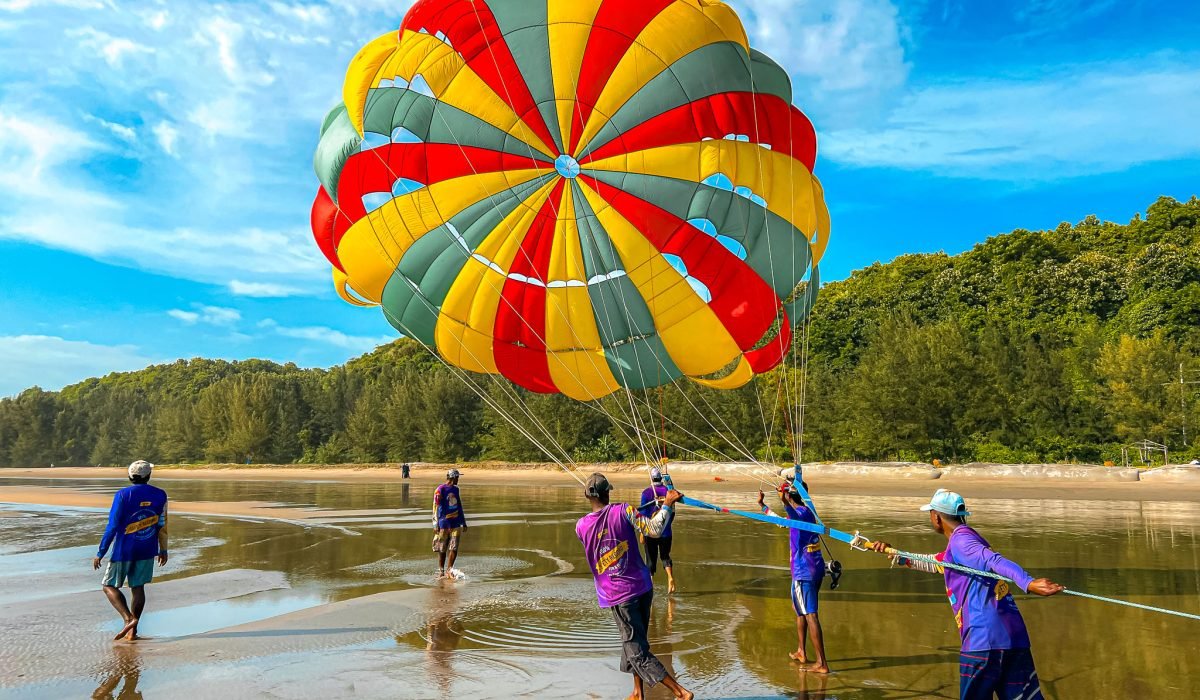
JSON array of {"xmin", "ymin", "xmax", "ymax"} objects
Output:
[
  {"xmin": 92, "ymin": 460, "xmax": 169, "ymax": 641},
  {"xmin": 872, "ymin": 489, "xmax": 1062, "ymax": 700},
  {"xmin": 432, "ymin": 468, "xmax": 467, "ymax": 579}
]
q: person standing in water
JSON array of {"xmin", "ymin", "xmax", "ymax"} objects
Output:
[
  {"xmin": 758, "ymin": 477, "xmax": 829, "ymax": 673},
  {"xmin": 577, "ymin": 473, "xmax": 694, "ymax": 700},
  {"xmin": 872, "ymin": 489, "xmax": 1064, "ymax": 700},
  {"xmin": 639, "ymin": 467, "xmax": 677, "ymax": 594},
  {"xmin": 432, "ymin": 468, "xmax": 467, "ymax": 578},
  {"xmin": 92, "ymin": 460, "xmax": 168, "ymax": 641}
]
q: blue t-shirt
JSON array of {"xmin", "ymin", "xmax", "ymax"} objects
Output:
[
  {"xmin": 784, "ymin": 502, "xmax": 825, "ymax": 581},
  {"xmin": 434, "ymin": 483, "xmax": 466, "ymax": 529},
  {"xmin": 638, "ymin": 485, "xmax": 673, "ymax": 538},
  {"xmin": 97, "ymin": 483, "xmax": 167, "ymax": 562}
]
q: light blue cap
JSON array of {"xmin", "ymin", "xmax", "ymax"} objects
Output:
[{"xmin": 920, "ymin": 488, "xmax": 970, "ymax": 517}]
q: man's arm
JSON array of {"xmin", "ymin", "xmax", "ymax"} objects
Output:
[
  {"xmin": 94, "ymin": 491, "xmax": 122, "ymax": 569},
  {"xmin": 625, "ymin": 490, "xmax": 682, "ymax": 537},
  {"xmin": 431, "ymin": 487, "xmax": 440, "ymax": 527},
  {"xmin": 157, "ymin": 500, "xmax": 169, "ymax": 566},
  {"xmin": 870, "ymin": 541, "xmax": 943, "ymax": 574},
  {"xmin": 952, "ymin": 531, "xmax": 1063, "ymax": 595}
]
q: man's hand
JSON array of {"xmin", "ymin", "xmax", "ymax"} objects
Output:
[
  {"xmin": 157, "ymin": 552, "xmax": 169, "ymax": 566},
  {"xmin": 1027, "ymin": 578, "xmax": 1064, "ymax": 596},
  {"xmin": 870, "ymin": 541, "xmax": 893, "ymax": 553},
  {"xmin": 663, "ymin": 489, "xmax": 683, "ymax": 507},
  {"xmin": 756, "ymin": 490, "xmax": 765, "ymax": 507},
  {"xmin": 92, "ymin": 556, "xmax": 102, "ymax": 570}
]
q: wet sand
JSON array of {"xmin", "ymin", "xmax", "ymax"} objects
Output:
[{"xmin": 2, "ymin": 472, "xmax": 1198, "ymax": 698}]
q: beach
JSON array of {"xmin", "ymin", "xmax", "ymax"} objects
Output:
[{"xmin": 2, "ymin": 466, "xmax": 1198, "ymax": 698}]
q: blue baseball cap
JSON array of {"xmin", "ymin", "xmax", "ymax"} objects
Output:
[{"xmin": 920, "ymin": 489, "xmax": 971, "ymax": 518}]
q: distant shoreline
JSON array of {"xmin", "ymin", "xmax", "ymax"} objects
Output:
[{"xmin": 3, "ymin": 461, "xmax": 1199, "ymax": 502}]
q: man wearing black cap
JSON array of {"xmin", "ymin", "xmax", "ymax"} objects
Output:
[
  {"xmin": 576, "ymin": 473, "xmax": 693, "ymax": 700},
  {"xmin": 432, "ymin": 468, "xmax": 467, "ymax": 579}
]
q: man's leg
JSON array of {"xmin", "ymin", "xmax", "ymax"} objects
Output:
[
  {"xmin": 803, "ymin": 612, "xmax": 829, "ymax": 673},
  {"xmin": 660, "ymin": 538, "xmax": 676, "ymax": 594},
  {"xmin": 445, "ymin": 530, "xmax": 460, "ymax": 571},
  {"xmin": 612, "ymin": 592, "xmax": 693, "ymax": 700},
  {"xmin": 433, "ymin": 530, "xmax": 447, "ymax": 576},
  {"xmin": 789, "ymin": 579, "xmax": 809, "ymax": 662},
  {"xmin": 959, "ymin": 650, "xmax": 1002, "ymax": 700},
  {"xmin": 124, "ymin": 586, "xmax": 146, "ymax": 640},
  {"xmin": 103, "ymin": 585, "xmax": 138, "ymax": 640},
  {"xmin": 995, "ymin": 648, "xmax": 1043, "ymax": 700}
]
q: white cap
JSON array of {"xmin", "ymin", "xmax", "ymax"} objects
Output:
[{"xmin": 128, "ymin": 460, "xmax": 153, "ymax": 479}]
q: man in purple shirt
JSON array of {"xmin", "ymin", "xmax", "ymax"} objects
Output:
[
  {"xmin": 432, "ymin": 469, "xmax": 467, "ymax": 579},
  {"xmin": 638, "ymin": 468, "xmax": 677, "ymax": 594},
  {"xmin": 873, "ymin": 489, "xmax": 1063, "ymax": 700},
  {"xmin": 576, "ymin": 473, "xmax": 693, "ymax": 700}
]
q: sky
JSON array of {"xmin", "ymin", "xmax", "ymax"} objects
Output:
[{"xmin": 1, "ymin": 0, "xmax": 1198, "ymax": 397}]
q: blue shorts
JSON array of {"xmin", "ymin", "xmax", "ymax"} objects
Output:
[
  {"xmin": 959, "ymin": 648, "xmax": 1041, "ymax": 700},
  {"xmin": 791, "ymin": 578, "xmax": 821, "ymax": 616},
  {"xmin": 102, "ymin": 559, "xmax": 155, "ymax": 588}
]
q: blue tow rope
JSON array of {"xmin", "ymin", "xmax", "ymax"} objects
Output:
[{"xmin": 680, "ymin": 495, "xmax": 863, "ymax": 547}]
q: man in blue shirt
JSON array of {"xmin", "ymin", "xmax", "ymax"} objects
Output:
[
  {"xmin": 92, "ymin": 460, "xmax": 169, "ymax": 641},
  {"xmin": 432, "ymin": 468, "xmax": 467, "ymax": 579},
  {"xmin": 758, "ymin": 477, "xmax": 829, "ymax": 673}
]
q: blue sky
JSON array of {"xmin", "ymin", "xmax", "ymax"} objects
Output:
[{"xmin": 1, "ymin": 0, "xmax": 1198, "ymax": 397}]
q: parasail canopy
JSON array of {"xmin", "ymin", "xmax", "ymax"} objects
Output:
[{"xmin": 311, "ymin": 0, "xmax": 830, "ymax": 401}]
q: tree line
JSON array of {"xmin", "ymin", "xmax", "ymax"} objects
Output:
[{"xmin": 1, "ymin": 196, "xmax": 1198, "ymax": 468}]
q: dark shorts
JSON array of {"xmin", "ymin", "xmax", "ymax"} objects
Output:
[
  {"xmin": 791, "ymin": 577, "xmax": 821, "ymax": 616},
  {"xmin": 959, "ymin": 648, "xmax": 1042, "ymax": 700},
  {"xmin": 644, "ymin": 536, "xmax": 673, "ymax": 574},
  {"xmin": 611, "ymin": 590, "xmax": 669, "ymax": 687}
]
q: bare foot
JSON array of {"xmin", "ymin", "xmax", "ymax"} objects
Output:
[
  {"xmin": 788, "ymin": 650, "xmax": 808, "ymax": 663},
  {"xmin": 802, "ymin": 663, "xmax": 830, "ymax": 674},
  {"xmin": 114, "ymin": 618, "xmax": 138, "ymax": 641},
  {"xmin": 667, "ymin": 581, "xmax": 677, "ymax": 594},
  {"xmin": 675, "ymin": 690, "xmax": 694, "ymax": 700}
]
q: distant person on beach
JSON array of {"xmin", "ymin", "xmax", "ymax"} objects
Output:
[
  {"xmin": 639, "ymin": 468, "xmax": 677, "ymax": 594},
  {"xmin": 758, "ymin": 477, "xmax": 829, "ymax": 674},
  {"xmin": 577, "ymin": 473, "xmax": 693, "ymax": 700},
  {"xmin": 92, "ymin": 460, "xmax": 168, "ymax": 641},
  {"xmin": 401, "ymin": 462, "xmax": 411, "ymax": 478},
  {"xmin": 872, "ymin": 489, "xmax": 1064, "ymax": 700},
  {"xmin": 432, "ymin": 468, "xmax": 466, "ymax": 579}
]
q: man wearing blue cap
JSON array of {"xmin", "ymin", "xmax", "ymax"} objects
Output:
[
  {"xmin": 639, "ymin": 468, "xmax": 677, "ymax": 593},
  {"xmin": 872, "ymin": 489, "xmax": 1063, "ymax": 700}
]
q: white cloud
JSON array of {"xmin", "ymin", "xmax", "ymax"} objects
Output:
[
  {"xmin": 229, "ymin": 280, "xmax": 305, "ymax": 297},
  {"xmin": 822, "ymin": 59, "xmax": 1200, "ymax": 179},
  {"xmin": 0, "ymin": 336, "xmax": 155, "ymax": 397},
  {"xmin": 0, "ymin": 110, "xmax": 114, "ymax": 206},
  {"xmin": 152, "ymin": 120, "xmax": 178, "ymax": 155},
  {"xmin": 259, "ymin": 319, "xmax": 391, "ymax": 353},
  {"xmin": 85, "ymin": 115, "xmax": 137, "ymax": 143},
  {"xmin": 167, "ymin": 305, "xmax": 241, "ymax": 326},
  {"xmin": 731, "ymin": 0, "xmax": 911, "ymax": 126},
  {"xmin": 69, "ymin": 26, "xmax": 154, "ymax": 68},
  {"xmin": 0, "ymin": 0, "xmax": 103, "ymax": 11}
]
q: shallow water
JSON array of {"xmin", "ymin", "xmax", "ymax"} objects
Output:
[{"xmin": 1, "ymin": 476, "xmax": 1198, "ymax": 698}]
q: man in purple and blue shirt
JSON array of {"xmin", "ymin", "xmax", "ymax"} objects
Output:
[
  {"xmin": 874, "ymin": 489, "xmax": 1063, "ymax": 700},
  {"xmin": 576, "ymin": 473, "xmax": 693, "ymax": 700},
  {"xmin": 758, "ymin": 479, "xmax": 829, "ymax": 673},
  {"xmin": 638, "ymin": 468, "xmax": 677, "ymax": 594}
]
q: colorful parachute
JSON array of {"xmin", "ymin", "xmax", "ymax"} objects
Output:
[{"xmin": 311, "ymin": 0, "xmax": 829, "ymax": 401}]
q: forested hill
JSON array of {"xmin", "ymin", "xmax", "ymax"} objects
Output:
[{"xmin": 2, "ymin": 196, "xmax": 1197, "ymax": 469}]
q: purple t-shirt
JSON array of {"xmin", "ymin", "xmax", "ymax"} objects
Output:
[
  {"xmin": 576, "ymin": 503, "xmax": 654, "ymax": 608},
  {"xmin": 639, "ymin": 485, "xmax": 673, "ymax": 538},
  {"xmin": 433, "ymin": 484, "xmax": 465, "ymax": 529},
  {"xmin": 939, "ymin": 526, "xmax": 1034, "ymax": 652}
]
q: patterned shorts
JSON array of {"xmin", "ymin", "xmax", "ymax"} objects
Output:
[{"xmin": 432, "ymin": 527, "xmax": 462, "ymax": 553}]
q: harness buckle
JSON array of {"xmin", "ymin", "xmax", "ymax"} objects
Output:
[{"xmin": 849, "ymin": 531, "xmax": 871, "ymax": 552}]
